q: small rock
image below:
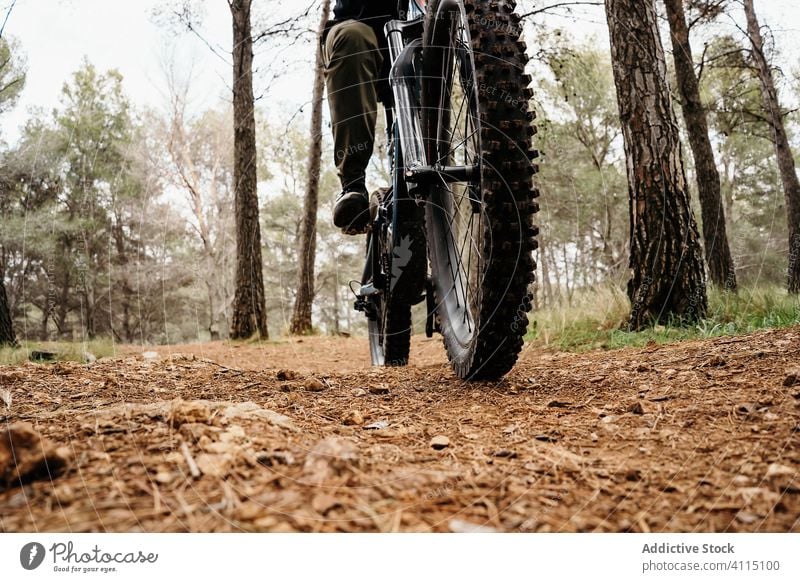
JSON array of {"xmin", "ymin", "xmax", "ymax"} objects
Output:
[
  {"xmin": 276, "ymin": 369, "xmax": 298, "ymax": 381},
  {"xmin": 363, "ymin": 420, "xmax": 389, "ymax": 430},
  {"xmin": 154, "ymin": 471, "xmax": 174, "ymax": 485},
  {"xmin": 449, "ymin": 518, "xmax": 498, "ymax": 533},
  {"xmin": 430, "ymin": 435, "xmax": 450, "ymax": 450},
  {"xmin": 590, "ymin": 432, "xmax": 599, "ymax": 442},
  {"xmin": 303, "ymin": 378, "xmax": 326, "ymax": 392},
  {"xmin": 589, "ymin": 376, "xmax": 605, "ymax": 384},
  {"xmin": 141, "ymin": 351, "xmax": 159, "ymax": 360},
  {"xmin": 534, "ymin": 434, "xmax": 557, "ymax": 443},
  {"xmin": 628, "ymin": 402, "xmax": 645, "ymax": 415},
  {"xmin": 732, "ymin": 475, "xmax": 750, "ymax": 486},
  {"xmin": 368, "ymin": 385, "xmax": 390, "ymax": 395},
  {"xmin": 765, "ymin": 463, "xmax": 795, "ymax": 479},
  {"xmin": 735, "ymin": 510, "xmax": 759, "ymax": 525},
  {"xmin": 83, "ymin": 352, "xmax": 97, "ymax": 364},
  {"xmin": 342, "ymin": 410, "xmax": 364, "ymax": 426},
  {"xmin": 352, "ymin": 388, "xmax": 367, "ymax": 397},
  {"xmin": 547, "ymin": 400, "xmax": 570, "ymax": 408}
]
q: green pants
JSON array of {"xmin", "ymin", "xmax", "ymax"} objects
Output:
[{"xmin": 324, "ymin": 20, "xmax": 383, "ymax": 191}]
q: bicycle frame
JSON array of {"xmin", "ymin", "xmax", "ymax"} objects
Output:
[{"xmin": 356, "ymin": 0, "xmax": 479, "ymax": 337}]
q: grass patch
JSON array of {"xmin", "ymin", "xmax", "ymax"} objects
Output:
[
  {"xmin": 528, "ymin": 284, "xmax": 800, "ymax": 351},
  {"xmin": 0, "ymin": 339, "xmax": 118, "ymax": 366}
]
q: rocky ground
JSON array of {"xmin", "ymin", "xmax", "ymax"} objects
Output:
[{"xmin": 1, "ymin": 328, "xmax": 799, "ymax": 532}]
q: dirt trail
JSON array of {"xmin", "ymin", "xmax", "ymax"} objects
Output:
[{"xmin": 1, "ymin": 328, "xmax": 799, "ymax": 532}]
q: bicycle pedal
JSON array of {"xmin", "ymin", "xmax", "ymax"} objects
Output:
[{"xmin": 359, "ymin": 282, "xmax": 381, "ymax": 297}]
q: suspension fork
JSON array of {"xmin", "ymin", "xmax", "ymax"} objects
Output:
[{"xmin": 385, "ymin": 19, "xmax": 426, "ymax": 189}]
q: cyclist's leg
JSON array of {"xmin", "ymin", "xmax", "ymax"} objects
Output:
[{"xmin": 324, "ymin": 20, "xmax": 383, "ymax": 193}]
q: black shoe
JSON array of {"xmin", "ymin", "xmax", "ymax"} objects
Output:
[{"xmin": 334, "ymin": 186, "xmax": 370, "ymax": 234}]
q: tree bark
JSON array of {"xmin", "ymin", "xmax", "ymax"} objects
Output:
[
  {"xmin": 290, "ymin": 0, "xmax": 330, "ymax": 335},
  {"xmin": 0, "ymin": 276, "xmax": 16, "ymax": 346},
  {"xmin": 664, "ymin": 0, "xmax": 737, "ymax": 291},
  {"xmin": 229, "ymin": 0, "xmax": 268, "ymax": 339},
  {"xmin": 605, "ymin": 0, "xmax": 707, "ymax": 329},
  {"xmin": 744, "ymin": 0, "xmax": 800, "ymax": 293}
]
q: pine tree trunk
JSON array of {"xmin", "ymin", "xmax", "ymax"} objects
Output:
[
  {"xmin": 0, "ymin": 277, "xmax": 16, "ymax": 346},
  {"xmin": 605, "ymin": 0, "xmax": 707, "ymax": 329},
  {"xmin": 744, "ymin": 0, "xmax": 800, "ymax": 293},
  {"xmin": 290, "ymin": 0, "xmax": 330, "ymax": 335},
  {"xmin": 664, "ymin": 0, "xmax": 737, "ymax": 291},
  {"xmin": 229, "ymin": 0, "xmax": 269, "ymax": 339}
]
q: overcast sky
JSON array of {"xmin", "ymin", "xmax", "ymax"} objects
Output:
[{"xmin": 1, "ymin": 0, "xmax": 799, "ymax": 145}]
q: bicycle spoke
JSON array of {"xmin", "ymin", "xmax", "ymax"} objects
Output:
[
  {"xmin": 459, "ymin": 211, "xmax": 476, "ymax": 330},
  {"xmin": 445, "ymin": 212, "xmax": 469, "ymax": 313},
  {"xmin": 435, "ymin": 127, "xmax": 479, "ymax": 168}
]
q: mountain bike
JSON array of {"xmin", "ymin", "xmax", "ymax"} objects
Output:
[{"xmin": 353, "ymin": 0, "xmax": 539, "ymax": 380}]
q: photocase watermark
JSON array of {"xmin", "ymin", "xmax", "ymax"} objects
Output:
[
  {"xmin": 787, "ymin": 232, "xmax": 800, "ymax": 289},
  {"xmin": 516, "ymin": 489, "xmax": 568, "ymax": 532},
  {"xmin": 20, "ymin": 542, "xmax": 46, "ymax": 570},
  {"xmin": 423, "ymin": 474, "xmax": 467, "ymax": 501},
  {"xmin": 478, "ymin": 81, "xmax": 528, "ymax": 114},
  {"xmin": 335, "ymin": 139, "xmax": 372, "ymax": 165},
  {"xmin": 19, "ymin": 540, "xmax": 159, "ymax": 575},
  {"xmin": 509, "ymin": 292, "xmax": 532, "ymax": 333},
  {"xmin": 390, "ymin": 235, "xmax": 414, "ymax": 292},
  {"xmin": 683, "ymin": 282, "xmax": 706, "ymax": 323},
  {"xmin": 629, "ymin": 275, "xmax": 653, "ymax": 327}
]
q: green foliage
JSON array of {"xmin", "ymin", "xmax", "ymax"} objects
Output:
[
  {"xmin": 259, "ymin": 113, "xmax": 364, "ymax": 336},
  {"xmin": 0, "ymin": 36, "xmax": 26, "ymax": 116},
  {"xmin": 701, "ymin": 35, "xmax": 790, "ymax": 286},
  {"xmin": 532, "ymin": 34, "xmax": 629, "ymax": 304},
  {"xmin": 0, "ymin": 338, "xmax": 118, "ymax": 365},
  {"xmin": 528, "ymin": 284, "xmax": 800, "ymax": 351},
  {"xmin": 1, "ymin": 60, "xmax": 195, "ymax": 344}
]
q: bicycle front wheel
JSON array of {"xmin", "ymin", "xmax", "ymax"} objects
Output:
[{"xmin": 421, "ymin": 0, "xmax": 539, "ymax": 379}]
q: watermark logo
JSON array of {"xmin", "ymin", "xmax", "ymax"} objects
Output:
[
  {"xmin": 390, "ymin": 235, "xmax": 413, "ymax": 292},
  {"xmin": 20, "ymin": 542, "xmax": 46, "ymax": 570}
]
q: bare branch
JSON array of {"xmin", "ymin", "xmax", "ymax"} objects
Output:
[
  {"xmin": 0, "ymin": 0, "xmax": 17, "ymax": 39},
  {"xmin": 519, "ymin": 1, "xmax": 603, "ymax": 18}
]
